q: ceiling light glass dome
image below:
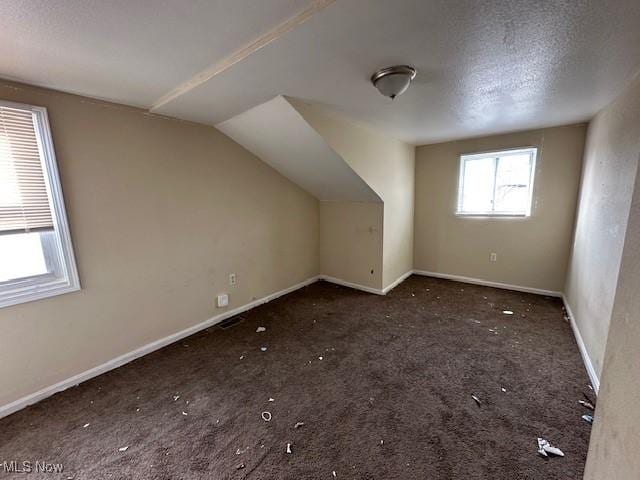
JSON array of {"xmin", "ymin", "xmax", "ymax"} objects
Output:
[{"xmin": 371, "ymin": 65, "xmax": 417, "ymax": 99}]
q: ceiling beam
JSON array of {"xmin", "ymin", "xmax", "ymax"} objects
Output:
[{"xmin": 150, "ymin": 0, "xmax": 336, "ymax": 112}]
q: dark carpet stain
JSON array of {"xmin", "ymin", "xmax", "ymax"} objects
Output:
[{"xmin": 0, "ymin": 276, "xmax": 593, "ymax": 479}]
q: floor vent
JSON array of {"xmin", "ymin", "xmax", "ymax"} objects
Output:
[{"xmin": 218, "ymin": 316, "xmax": 245, "ymax": 330}]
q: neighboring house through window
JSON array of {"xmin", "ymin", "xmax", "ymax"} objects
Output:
[{"xmin": 456, "ymin": 147, "xmax": 537, "ymax": 217}]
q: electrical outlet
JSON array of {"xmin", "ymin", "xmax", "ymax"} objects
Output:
[
  {"xmin": 217, "ymin": 294, "xmax": 229, "ymax": 308},
  {"xmin": 229, "ymin": 273, "xmax": 236, "ymax": 286},
  {"xmin": 490, "ymin": 252, "xmax": 497, "ymax": 262}
]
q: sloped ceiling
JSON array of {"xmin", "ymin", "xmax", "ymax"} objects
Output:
[
  {"xmin": 0, "ymin": 0, "xmax": 319, "ymax": 107},
  {"xmin": 217, "ymin": 96, "xmax": 380, "ymax": 202}
]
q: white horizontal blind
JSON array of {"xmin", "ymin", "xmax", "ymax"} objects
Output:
[{"xmin": 0, "ymin": 105, "xmax": 54, "ymax": 234}]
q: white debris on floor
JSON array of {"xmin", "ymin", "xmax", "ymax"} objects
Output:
[
  {"xmin": 118, "ymin": 446, "xmax": 129, "ymax": 452},
  {"xmin": 471, "ymin": 395, "xmax": 481, "ymax": 406},
  {"xmin": 268, "ymin": 398, "xmax": 275, "ymax": 402},
  {"xmin": 286, "ymin": 443, "xmax": 292, "ymax": 454},
  {"xmin": 582, "ymin": 414, "xmax": 594, "ymax": 424},
  {"xmin": 173, "ymin": 395, "xmax": 180, "ymax": 401},
  {"xmin": 256, "ymin": 326, "xmax": 266, "ymax": 333},
  {"xmin": 260, "ymin": 346, "xmax": 268, "ymax": 352},
  {"xmin": 182, "ymin": 411, "xmax": 188, "ymax": 416},
  {"xmin": 502, "ymin": 310, "xmax": 514, "ymax": 315},
  {"xmin": 578, "ymin": 400, "xmax": 595, "ymax": 410},
  {"xmin": 537, "ymin": 438, "xmax": 564, "ymax": 457},
  {"xmin": 261, "ymin": 411, "xmax": 272, "ymax": 422},
  {"xmin": 82, "ymin": 423, "xmax": 90, "ymax": 428},
  {"xmin": 294, "ymin": 422, "xmax": 305, "ymax": 429}
]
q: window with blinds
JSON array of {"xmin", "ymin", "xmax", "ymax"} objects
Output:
[
  {"xmin": 0, "ymin": 100, "xmax": 79, "ymax": 308},
  {"xmin": 0, "ymin": 105, "xmax": 54, "ymax": 234}
]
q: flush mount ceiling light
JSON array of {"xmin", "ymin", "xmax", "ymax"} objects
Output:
[{"xmin": 371, "ymin": 65, "xmax": 417, "ymax": 99}]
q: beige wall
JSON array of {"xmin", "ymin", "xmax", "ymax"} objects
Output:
[
  {"xmin": 414, "ymin": 125, "xmax": 586, "ymax": 293},
  {"xmin": 565, "ymin": 76, "xmax": 640, "ymax": 379},
  {"xmin": 0, "ymin": 81, "xmax": 319, "ymax": 407},
  {"xmin": 291, "ymin": 100, "xmax": 415, "ymax": 290},
  {"xmin": 319, "ymin": 202, "xmax": 383, "ymax": 289},
  {"xmin": 584, "ymin": 156, "xmax": 640, "ymax": 479}
]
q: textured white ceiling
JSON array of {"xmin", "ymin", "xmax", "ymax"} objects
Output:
[
  {"xmin": 1, "ymin": 0, "xmax": 639, "ymax": 144},
  {"xmin": 0, "ymin": 0, "xmax": 314, "ymax": 106},
  {"xmin": 156, "ymin": 0, "xmax": 640, "ymax": 144},
  {"xmin": 218, "ymin": 96, "xmax": 380, "ymax": 202}
]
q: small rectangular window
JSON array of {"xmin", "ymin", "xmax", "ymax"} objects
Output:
[
  {"xmin": 456, "ymin": 147, "xmax": 537, "ymax": 217},
  {"xmin": 0, "ymin": 100, "xmax": 80, "ymax": 308}
]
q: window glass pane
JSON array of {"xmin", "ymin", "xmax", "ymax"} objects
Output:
[
  {"xmin": 0, "ymin": 232, "xmax": 48, "ymax": 281},
  {"xmin": 461, "ymin": 157, "xmax": 495, "ymax": 213},
  {"xmin": 494, "ymin": 153, "xmax": 531, "ymax": 213}
]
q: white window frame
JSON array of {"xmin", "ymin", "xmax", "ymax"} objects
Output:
[
  {"xmin": 0, "ymin": 99, "xmax": 80, "ymax": 308},
  {"xmin": 456, "ymin": 147, "xmax": 537, "ymax": 217}
]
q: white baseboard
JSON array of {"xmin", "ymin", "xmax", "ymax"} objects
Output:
[
  {"xmin": 0, "ymin": 275, "xmax": 320, "ymax": 420},
  {"xmin": 319, "ymin": 270, "xmax": 413, "ymax": 296},
  {"xmin": 412, "ymin": 270, "xmax": 562, "ymax": 297},
  {"xmin": 562, "ymin": 296, "xmax": 600, "ymax": 394},
  {"xmin": 382, "ymin": 270, "xmax": 413, "ymax": 294},
  {"xmin": 1, "ymin": 269, "xmax": 598, "ymax": 419},
  {"xmin": 319, "ymin": 275, "xmax": 384, "ymax": 295}
]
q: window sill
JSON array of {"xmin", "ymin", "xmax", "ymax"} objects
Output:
[{"xmin": 0, "ymin": 275, "xmax": 80, "ymax": 309}]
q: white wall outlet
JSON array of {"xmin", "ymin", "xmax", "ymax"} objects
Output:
[
  {"xmin": 490, "ymin": 252, "xmax": 497, "ymax": 262},
  {"xmin": 217, "ymin": 294, "xmax": 229, "ymax": 308},
  {"xmin": 229, "ymin": 273, "xmax": 237, "ymax": 286}
]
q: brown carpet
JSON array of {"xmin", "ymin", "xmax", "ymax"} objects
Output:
[{"xmin": 0, "ymin": 276, "xmax": 594, "ymax": 479}]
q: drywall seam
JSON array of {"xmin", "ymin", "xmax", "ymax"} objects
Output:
[
  {"xmin": 150, "ymin": 0, "xmax": 337, "ymax": 111},
  {"xmin": 0, "ymin": 276, "xmax": 321, "ymax": 420},
  {"xmin": 412, "ymin": 270, "xmax": 562, "ymax": 297},
  {"xmin": 563, "ymin": 295, "xmax": 601, "ymax": 393}
]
